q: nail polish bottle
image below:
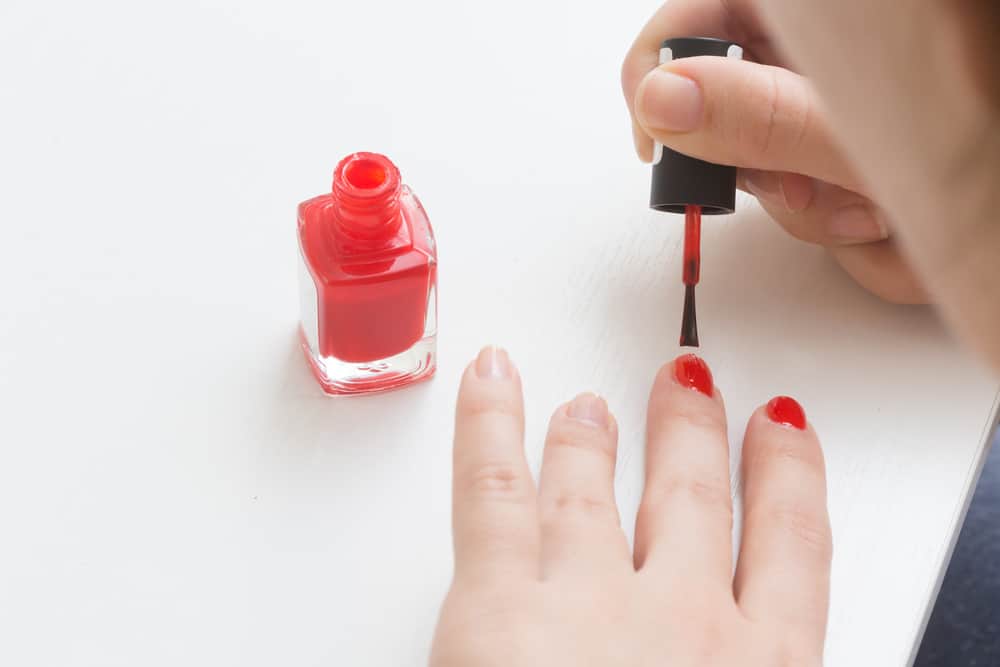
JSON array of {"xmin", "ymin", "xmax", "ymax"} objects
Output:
[{"xmin": 298, "ymin": 152, "xmax": 437, "ymax": 395}]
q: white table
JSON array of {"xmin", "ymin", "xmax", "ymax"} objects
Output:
[{"xmin": 1, "ymin": 1, "xmax": 997, "ymax": 665}]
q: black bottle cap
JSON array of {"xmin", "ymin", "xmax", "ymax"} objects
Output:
[{"xmin": 650, "ymin": 37, "xmax": 743, "ymax": 214}]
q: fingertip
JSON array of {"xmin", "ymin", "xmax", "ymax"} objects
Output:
[
  {"xmin": 746, "ymin": 400, "xmax": 819, "ymax": 443},
  {"xmin": 473, "ymin": 345, "xmax": 514, "ymax": 380},
  {"xmin": 456, "ymin": 346, "xmax": 524, "ymax": 427},
  {"xmin": 651, "ymin": 354, "xmax": 721, "ymax": 401},
  {"xmin": 633, "ymin": 121, "xmax": 654, "ymax": 163},
  {"xmin": 562, "ymin": 392, "xmax": 614, "ymax": 432},
  {"xmin": 621, "ymin": 44, "xmax": 659, "ymax": 110},
  {"xmin": 765, "ymin": 395, "xmax": 808, "ymax": 431},
  {"xmin": 743, "ymin": 398, "xmax": 826, "ymax": 475}
]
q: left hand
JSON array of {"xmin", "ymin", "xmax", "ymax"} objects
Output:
[
  {"xmin": 620, "ymin": 0, "xmax": 929, "ymax": 305},
  {"xmin": 430, "ymin": 346, "xmax": 832, "ymax": 666}
]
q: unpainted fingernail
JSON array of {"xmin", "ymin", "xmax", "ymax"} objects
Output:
[
  {"xmin": 637, "ymin": 68, "xmax": 703, "ymax": 132},
  {"xmin": 779, "ymin": 173, "xmax": 815, "ymax": 213},
  {"xmin": 475, "ymin": 346, "xmax": 512, "ymax": 380},
  {"xmin": 745, "ymin": 172, "xmax": 813, "ymax": 213},
  {"xmin": 633, "ymin": 121, "xmax": 653, "ymax": 164},
  {"xmin": 566, "ymin": 393, "xmax": 610, "ymax": 430},
  {"xmin": 744, "ymin": 171, "xmax": 782, "ymax": 203},
  {"xmin": 825, "ymin": 205, "xmax": 889, "ymax": 243}
]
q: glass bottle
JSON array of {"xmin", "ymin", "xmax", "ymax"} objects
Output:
[{"xmin": 298, "ymin": 152, "xmax": 437, "ymax": 395}]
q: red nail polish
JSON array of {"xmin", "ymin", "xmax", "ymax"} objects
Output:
[
  {"xmin": 674, "ymin": 353, "xmax": 714, "ymax": 397},
  {"xmin": 298, "ymin": 152, "xmax": 437, "ymax": 395},
  {"xmin": 766, "ymin": 396, "xmax": 807, "ymax": 430}
]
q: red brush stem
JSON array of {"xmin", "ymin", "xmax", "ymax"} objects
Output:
[{"xmin": 683, "ymin": 204, "xmax": 701, "ymax": 286}]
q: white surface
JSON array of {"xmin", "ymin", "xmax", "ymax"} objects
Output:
[{"xmin": 1, "ymin": 1, "xmax": 997, "ymax": 666}]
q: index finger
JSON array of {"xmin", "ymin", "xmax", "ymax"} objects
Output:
[{"xmin": 620, "ymin": 0, "xmax": 762, "ymax": 160}]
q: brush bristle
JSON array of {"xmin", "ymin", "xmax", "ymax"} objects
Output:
[{"xmin": 680, "ymin": 284, "xmax": 699, "ymax": 348}]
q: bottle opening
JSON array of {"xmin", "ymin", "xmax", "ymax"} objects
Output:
[
  {"xmin": 331, "ymin": 152, "xmax": 403, "ymax": 240},
  {"xmin": 343, "ymin": 158, "xmax": 388, "ymax": 190}
]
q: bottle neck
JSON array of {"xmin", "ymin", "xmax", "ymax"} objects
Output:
[{"xmin": 330, "ymin": 153, "xmax": 403, "ymax": 241}]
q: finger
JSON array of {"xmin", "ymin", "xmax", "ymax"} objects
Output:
[
  {"xmin": 632, "ymin": 118, "xmax": 654, "ymax": 164},
  {"xmin": 634, "ymin": 354, "xmax": 733, "ymax": 586},
  {"xmin": 738, "ymin": 169, "xmax": 888, "ymax": 246},
  {"xmin": 734, "ymin": 397, "xmax": 831, "ymax": 657},
  {"xmin": 735, "ymin": 170, "xmax": 930, "ymax": 302},
  {"xmin": 452, "ymin": 346, "xmax": 538, "ymax": 582},
  {"xmin": 634, "ymin": 57, "xmax": 860, "ymax": 190},
  {"xmin": 829, "ymin": 241, "xmax": 931, "ymax": 305},
  {"xmin": 622, "ymin": 0, "xmax": 738, "ymax": 161},
  {"xmin": 537, "ymin": 393, "xmax": 629, "ymax": 578}
]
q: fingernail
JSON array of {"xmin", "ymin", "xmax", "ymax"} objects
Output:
[
  {"xmin": 567, "ymin": 393, "xmax": 610, "ymax": 429},
  {"xmin": 475, "ymin": 346, "xmax": 512, "ymax": 380},
  {"xmin": 766, "ymin": 396, "xmax": 807, "ymax": 430},
  {"xmin": 745, "ymin": 172, "xmax": 813, "ymax": 213},
  {"xmin": 778, "ymin": 173, "xmax": 815, "ymax": 213},
  {"xmin": 674, "ymin": 353, "xmax": 714, "ymax": 397},
  {"xmin": 637, "ymin": 68, "xmax": 703, "ymax": 132},
  {"xmin": 744, "ymin": 171, "xmax": 782, "ymax": 202},
  {"xmin": 825, "ymin": 205, "xmax": 889, "ymax": 243},
  {"xmin": 633, "ymin": 121, "xmax": 653, "ymax": 164}
]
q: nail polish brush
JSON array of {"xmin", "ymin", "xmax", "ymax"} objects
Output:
[{"xmin": 649, "ymin": 37, "xmax": 743, "ymax": 348}]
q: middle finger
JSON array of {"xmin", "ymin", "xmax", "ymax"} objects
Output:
[{"xmin": 634, "ymin": 354, "xmax": 734, "ymax": 587}]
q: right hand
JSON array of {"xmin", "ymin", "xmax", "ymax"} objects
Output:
[{"xmin": 621, "ymin": 1, "xmax": 928, "ymax": 305}]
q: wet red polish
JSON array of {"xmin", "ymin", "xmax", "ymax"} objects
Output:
[
  {"xmin": 766, "ymin": 396, "xmax": 807, "ymax": 430},
  {"xmin": 674, "ymin": 353, "xmax": 714, "ymax": 397},
  {"xmin": 298, "ymin": 152, "xmax": 437, "ymax": 395}
]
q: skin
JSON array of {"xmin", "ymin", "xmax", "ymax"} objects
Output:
[
  {"xmin": 622, "ymin": 0, "xmax": 1000, "ymax": 371},
  {"xmin": 431, "ymin": 2, "xmax": 999, "ymax": 664},
  {"xmin": 430, "ymin": 347, "xmax": 831, "ymax": 666},
  {"xmin": 750, "ymin": 0, "xmax": 1000, "ymax": 372}
]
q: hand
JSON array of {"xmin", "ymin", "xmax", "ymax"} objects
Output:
[
  {"xmin": 621, "ymin": 1, "xmax": 929, "ymax": 305},
  {"xmin": 430, "ymin": 347, "xmax": 832, "ymax": 666},
  {"xmin": 747, "ymin": 0, "xmax": 1000, "ymax": 371}
]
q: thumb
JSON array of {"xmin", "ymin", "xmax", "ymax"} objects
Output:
[{"xmin": 634, "ymin": 57, "xmax": 859, "ymax": 192}]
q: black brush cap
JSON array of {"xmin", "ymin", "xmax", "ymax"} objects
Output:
[{"xmin": 650, "ymin": 37, "xmax": 743, "ymax": 214}]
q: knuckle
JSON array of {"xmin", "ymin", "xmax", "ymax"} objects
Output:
[
  {"xmin": 751, "ymin": 437, "xmax": 823, "ymax": 475},
  {"xmin": 650, "ymin": 395, "xmax": 727, "ymax": 434},
  {"xmin": 756, "ymin": 68, "xmax": 782, "ymax": 158},
  {"xmin": 457, "ymin": 395, "xmax": 521, "ymax": 424},
  {"xmin": 542, "ymin": 493, "xmax": 619, "ymax": 524},
  {"xmin": 644, "ymin": 474, "xmax": 733, "ymax": 522},
  {"xmin": 737, "ymin": 66, "xmax": 810, "ymax": 163},
  {"xmin": 730, "ymin": 66, "xmax": 779, "ymax": 160},
  {"xmin": 545, "ymin": 425, "xmax": 616, "ymax": 464},
  {"xmin": 767, "ymin": 503, "xmax": 833, "ymax": 560},
  {"xmin": 790, "ymin": 84, "xmax": 815, "ymax": 154},
  {"xmin": 464, "ymin": 463, "xmax": 531, "ymax": 503},
  {"xmin": 674, "ymin": 402, "xmax": 727, "ymax": 432}
]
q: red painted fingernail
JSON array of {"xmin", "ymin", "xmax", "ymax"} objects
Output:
[
  {"xmin": 766, "ymin": 396, "xmax": 807, "ymax": 430},
  {"xmin": 674, "ymin": 354, "xmax": 714, "ymax": 397}
]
